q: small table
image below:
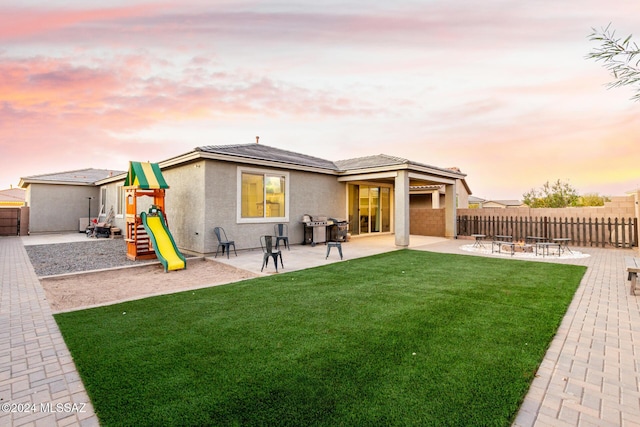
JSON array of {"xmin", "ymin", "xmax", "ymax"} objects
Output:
[
  {"xmin": 553, "ymin": 238, "xmax": 572, "ymax": 254},
  {"xmin": 535, "ymin": 242, "xmax": 561, "ymax": 257},
  {"xmin": 471, "ymin": 234, "xmax": 486, "ymax": 248},
  {"xmin": 526, "ymin": 236, "xmax": 548, "ymax": 244},
  {"xmin": 492, "ymin": 240, "xmax": 515, "ymax": 256}
]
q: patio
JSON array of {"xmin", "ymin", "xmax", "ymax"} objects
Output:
[{"xmin": 207, "ymin": 234, "xmax": 449, "ymax": 275}]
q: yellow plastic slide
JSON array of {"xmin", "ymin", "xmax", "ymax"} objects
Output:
[{"xmin": 142, "ymin": 213, "xmax": 186, "ymax": 272}]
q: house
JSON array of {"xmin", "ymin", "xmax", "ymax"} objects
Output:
[
  {"xmin": 18, "ymin": 168, "xmax": 124, "ymax": 233},
  {"xmin": 22, "ymin": 144, "xmax": 471, "ymax": 253},
  {"xmin": 480, "ymin": 199, "xmax": 526, "ymax": 209},
  {"xmin": 0, "ymin": 187, "xmax": 27, "ymax": 236},
  {"xmin": 0, "ymin": 187, "xmax": 25, "ymax": 207},
  {"xmin": 466, "ymin": 196, "xmax": 486, "ymax": 208}
]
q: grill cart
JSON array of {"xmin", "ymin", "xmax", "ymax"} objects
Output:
[{"xmin": 302, "ymin": 214, "xmax": 328, "ymax": 246}]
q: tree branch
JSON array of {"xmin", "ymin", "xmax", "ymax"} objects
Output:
[{"xmin": 587, "ymin": 24, "xmax": 640, "ymax": 101}]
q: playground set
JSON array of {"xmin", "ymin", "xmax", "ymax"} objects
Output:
[{"xmin": 124, "ymin": 161, "xmax": 186, "ymax": 272}]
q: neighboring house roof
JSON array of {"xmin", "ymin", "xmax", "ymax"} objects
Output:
[
  {"xmin": 0, "ymin": 188, "xmax": 25, "ymax": 206},
  {"xmin": 19, "ymin": 168, "xmax": 124, "ymax": 187},
  {"xmin": 468, "ymin": 196, "xmax": 486, "ymax": 204},
  {"xmin": 483, "ymin": 200, "xmax": 525, "ymax": 207},
  {"xmin": 196, "ymin": 144, "xmax": 340, "ymax": 171},
  {"xmin": 124, "ymin": 162, "xmax": 169, "ymax": 189}
]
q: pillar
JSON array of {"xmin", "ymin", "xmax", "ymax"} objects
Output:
[
  {"xmin": 444, "ymin": 182, "xmax": 457, "ymax": 238},
  {"xmin": 431, "ymin": 189, "xmax": 440, "ymax": 208},
  {"xmin": 395, "ymin": 170, "xmax": 410, "ymax": 247}
]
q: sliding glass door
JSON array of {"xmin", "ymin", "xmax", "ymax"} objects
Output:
[{"xmin": 348, "ymin": 184, "xmax": 391, "ymax": 235}]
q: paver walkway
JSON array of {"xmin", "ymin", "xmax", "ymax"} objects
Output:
[
  {"xmin": 0, "ymin": 237, "xmax": 99, "ymax": 427},
  {"xmin": 2, "ymin": 233, "xmax": 640, "ymax": 426},
  {"xmin": 512, "ymin": 245, "xmax": 640, "ymax": 427}
]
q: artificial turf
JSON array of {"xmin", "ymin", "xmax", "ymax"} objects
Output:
[{"xmin": 55, "ymin": 249, "xmax": 586, "ymax": 426}]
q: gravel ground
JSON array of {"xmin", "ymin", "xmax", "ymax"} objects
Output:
[{"xmin": 25, "ymin": 239, "xmax": 157, "ymax": 276}]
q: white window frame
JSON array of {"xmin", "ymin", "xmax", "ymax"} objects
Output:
[
  {"xmin": 237, "ymin": 167, "xmax": 290, "ymax": 223},
  {"xmin": 116, "ymin": 185, "xmax": 124, "ymax": 218},
  {"xmin": 99, "ymin": 187, "xmax": 107, "ymax": 216}
]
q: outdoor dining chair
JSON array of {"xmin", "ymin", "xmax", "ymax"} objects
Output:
[
  {"xmin": 274, "ymin": 223, "xmax": 289, "ymax": 250},
  {"xmin": 326, "ymin": 223, "xmax": 348, "ymax": 260},
  {"xmin": 213, "ymin": 227, "xmax": 237, "ymax": 258},
  {"xmin": 260, "ymin": 235, "xmax": 283, "ymax": 272}
]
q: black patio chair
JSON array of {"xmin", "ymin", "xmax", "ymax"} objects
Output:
[
  {"xmin": 213, "ymin": 227, "xmax": 237, "ymax": 258},
  {"xmin": 274, "ymin": 223, "xmax": 289, "ymax": 250},
  {"xmin": 260, "ymin": 235, "xmax": 283, "ymax": 272},
  {"xmin": 326, "ymin": 223, "xmax": 348, "ymax": 260}
]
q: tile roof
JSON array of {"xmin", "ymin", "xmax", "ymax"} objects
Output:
[
  {"xmin": 20, "ymin": 168, "xmax": 124, "ymax": 185},
  {"xmin": 335, "ymin": 154, "xmax": 409, "ymax": 170},
  {"xmin": 484, "ymin": 200, "xmax": 524, "ymax": 206},
  {"xmin": 0, "ymin": 188, "xmax": 25, "ymax": 203},
  {"xmin": 196, "ymin": 144, "xmax": 339, "ymax": 171},
  {"xmin": 196, "ymin": 145, "xmax": 466, "ymax": 178},
  {"xmin": 335, "ymin": 154, "xmax": 465, "ymax": 176}
]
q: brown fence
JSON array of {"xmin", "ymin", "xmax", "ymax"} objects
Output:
[
  {"xmin": 457, "ymin": 215, "xmax": 638, "ymax": 248},
  {"xmin": 0, "ymin": 208, "xmax": 20, "ymax": 236}
]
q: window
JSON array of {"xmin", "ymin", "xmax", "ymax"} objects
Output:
[
  {"xmin": 116, "ymin": 185, "xmax": 124, "ymax": 217},
  {"xmin": 100, "ymin": 188, "xmax": 107, "ymax": 216},
  {"xmin": 238, "ymin": 168, "xmax": 289, "ymax": 222}
]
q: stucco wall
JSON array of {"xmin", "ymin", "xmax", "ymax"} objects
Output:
[
  {"xmin": 162, "ymin": 161, "xmax": 207, "ymax": 254},
  {"xmin": 200, "ymin": 160, "xmax": 346, "ymax": 253},
  {"xmin": 26, "ymin": 184, "xmax": 100, "ymax": 233},
  {"xmin": 457, "ymin": 180, "xmax": 469, "ymax": 209},
  {"xmin": 98, "ymin": 159, "xmax": 346, "ymax": 254},
  {"xmin": 99, "ymin": 181, "xmax": 124, "ymax": 231}
]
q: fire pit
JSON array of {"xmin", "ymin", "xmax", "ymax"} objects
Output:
[{"xmin": 512, "ymin": 241, "xmax": 533, "ymax": 253}]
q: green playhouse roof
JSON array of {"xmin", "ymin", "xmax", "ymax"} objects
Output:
[{"xmin": 124, "ymin": 162, "xmax": 169, "ymax": 189}]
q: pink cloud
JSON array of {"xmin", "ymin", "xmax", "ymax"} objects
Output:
[
  {"xmin": 0, "ymin": 2, "xmax": 598, "ymax": 51},
  {"xmin": 0, "ymin": 48, "xmax": 388, "ymax": 188},
  {"xmin": 0, "ymin": 4, "xmax": 167, "ymax": 41}
]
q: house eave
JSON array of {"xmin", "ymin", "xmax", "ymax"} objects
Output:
[
  {"xmin": 95, "ymin": 173, "xmax": 128, "ymax": 185},
  {"xmin": 160, "ymin": 150, "xmax": 340, "ymax": 175},
  {"xmin": 19, "ymin": 179, "xmax": 97, "ymax": 188}
]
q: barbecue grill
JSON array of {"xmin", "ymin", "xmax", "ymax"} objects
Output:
[{"xmin": 302, "ymin": 214, "xmax": 329, "ymax": 246}]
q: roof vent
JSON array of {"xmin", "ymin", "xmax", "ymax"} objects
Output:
[{"xmin": 256, "ymin": 136, "xmax": 259, "ymax": 144}]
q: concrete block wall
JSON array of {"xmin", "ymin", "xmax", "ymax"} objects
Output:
[
  {"xmin": 459, "ymin": 196, "xmax": 636, "ymax": 220},
  {"xmin": 410, "ymin": 208, "xmax": 445, "ymax": 237}
]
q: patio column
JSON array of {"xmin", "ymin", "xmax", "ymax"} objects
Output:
[
  {"xmin": 444, "ymin": 182, "xmax": 457, "ymax": 238},
  {"xmin": 431, "ymin": 189, "xmax": 440, "ymax": 208},
  {"xmin": 395, "ymin": 170, "xmax": 410, "ymax": 247}
]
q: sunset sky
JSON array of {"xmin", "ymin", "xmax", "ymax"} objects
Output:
[{"xmin": 1, "ymin": 0, "xmax": 639, "ymax": 199}]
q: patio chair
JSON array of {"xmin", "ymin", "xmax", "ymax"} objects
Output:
[
  {"xmin": 260, "ymin": 235, "xmax": 283, "ymax": 272},
  {"xmin": 274, "ymin": 223, "xmax": 290, "ymax": 250},
  {"xmin": 326, "ymin": 224, "xmax": 348, "ymax": 260},
  {"xmin": 213, "ymin": 227, "xmax": 237, "ymax": 258}
]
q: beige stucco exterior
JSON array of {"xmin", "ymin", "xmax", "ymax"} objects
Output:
[
  {"xmin": 100, "ymin": 158, "xmax": 346, "ymax": 254},
  {"xmin": 24, "ymin": 145, "xmax": 469, "ymax": 249},
  {"xmin": 24, "ymin": 183, "xmax": 100, "ymax": 233},
  {"xmin": 163, "ymin": 158, "xmax": 344, "ymax": 253}
]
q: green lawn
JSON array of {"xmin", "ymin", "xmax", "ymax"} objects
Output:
[{"xmin": 55, "ymin": 250, "xmax": 586, "ymax": 426}]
